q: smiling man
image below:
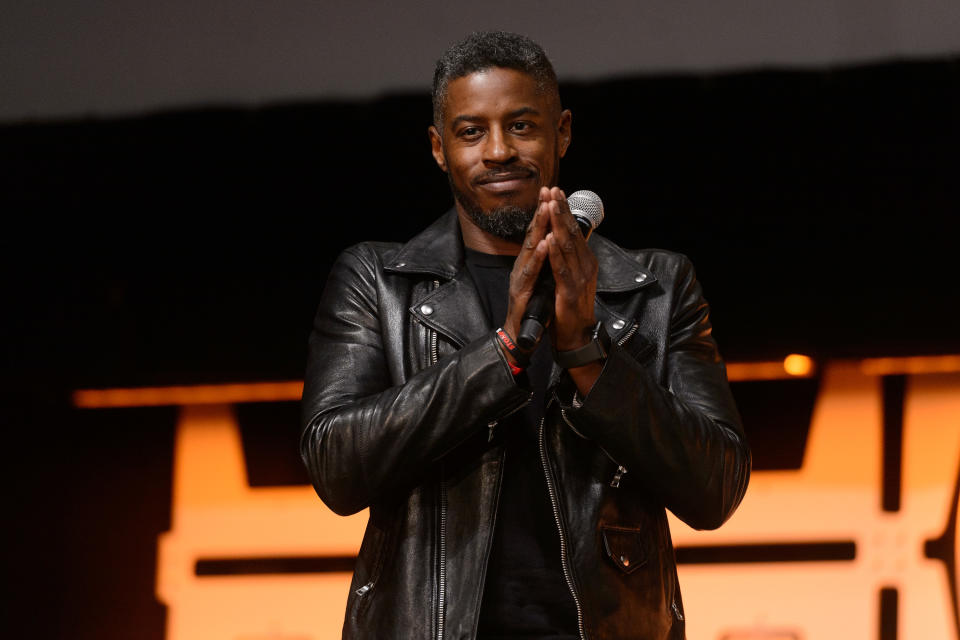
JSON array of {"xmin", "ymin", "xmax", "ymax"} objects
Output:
[
  {"xmin": 301, "ymin": 32, "xmax": 750, "ymax": 640},
  {"xmin": 429, "ymin": 63, "xmax": 569, "ymax": 245}
]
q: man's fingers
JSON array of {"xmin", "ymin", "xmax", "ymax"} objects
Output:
[
  {"xmin": 546, "ymin": 197, "xmax": 585, "ymax": 280},
  {"xmin": 520, "ymin": 239, "xmax": 548, "ymax": 284},
  {"xmin": 520, "ymin": 194, "xmax": 550, "ymax": 252},
  {"xmin": 547, "ymin": 229, "xmax": 599, "ymax": 351},
  {"xmin": 503, "ymin": 236, "xmax": 548, "ymax": 340},
  {"xmin": 544, "ymin": 186, "xmax": 600, "ymax": 350},
  {"xmin": 506, "ymin": 187, "xmax": 552, "ymax": 331},
  {"xmin": 547, "ymin": 232, "xmax": 576, "ymax": 291},
  {"xmin": 510, "ymin": 235, "xmax": 549, "ymax": 304}
]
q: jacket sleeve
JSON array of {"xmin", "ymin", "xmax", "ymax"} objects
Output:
[
  {"xmin": 300, "ymin": 246, "xmax": 531, "ymax": 516},
  {"xmin": 564, "ymin": 255, "xmax": 751, "ymax": 530}
]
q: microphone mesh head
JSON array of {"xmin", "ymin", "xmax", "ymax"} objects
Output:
[{"xmin": 567, "ymin": 190, "xmax": 604, "ymax": 230}]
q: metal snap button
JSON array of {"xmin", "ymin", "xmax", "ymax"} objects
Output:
[
  {"xmin": 420, "ymin": 304, "xmax": 433, "ymax": 315},
  {"xmin": 396, "ymin": 262, "xmax": 406, "ymax": 268},
  {"xmin": 611, "ymin": 319, "xmax": 625, "ymax": 330},
  {"xmin": 634, "ymin": 273, "xmax": 647, "ymax": 283},
  {"xmin": 620, "ymin": 555, "xmax": 630, "ymax": 567}
]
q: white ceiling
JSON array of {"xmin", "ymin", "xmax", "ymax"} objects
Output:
[{"xmin": 3, "ymin": 0, "xmax": 958, "ymax": 121}]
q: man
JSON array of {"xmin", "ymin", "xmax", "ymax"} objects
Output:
[{"xmin": 301, "ymin": 31, "xmax": 750, "ymax": 640}]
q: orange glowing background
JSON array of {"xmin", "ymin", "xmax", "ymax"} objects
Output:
[{"xmin": 74, "ymin": 355, "xmax": 960, "ymax": 640}]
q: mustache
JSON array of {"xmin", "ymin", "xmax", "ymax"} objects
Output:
[{"xmin": 473, "ymin": 166, "xmax": 538, "ymax": 185}]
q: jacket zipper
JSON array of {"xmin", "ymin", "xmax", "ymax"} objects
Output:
[
  {"xmin": 424, "ymin": 280, "xmax": 448, "ymax": 640},
  {"xmin": 672, "ymin": 600, "xmax": 684, "ymax": 620},
  {"xmin": 539, "ymin": 418, "xmax": 586, "ymax": 640},
  {"xmin": 437, "ymin": 380, "xmax": 532, "ymax": 640},
  {"xmin": 487, "ymin": 390, "xmax": 534, "ymax": 441},
  {"xmin": 430, "ymin": 276, "xmax": 538, "ymax": 639},
  {"xmin": 616, "ymin": 321, "xmax": 639, "ymax": 347},
  {"xmin": 605, "ymin": 321, "xmax": 638, "ymax": 487},
  {"xmin": 560, "ymin": 401, "xmax": 628, "ymax": 488},
  {"xmin": 437, "ymin": 475, "xmax": 448, "ymax": 640},
  {"xmin": 609, "ymin": 465, "xmax": 628, "ymax": 488},
  {"xmin": 534, "ymin": 316, "xmax": 641, "ymax": 639}
]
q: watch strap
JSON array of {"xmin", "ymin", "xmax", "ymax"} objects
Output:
[{"xmin": 554, "ymin": 321, "xmax": 611, "ymax": 369}]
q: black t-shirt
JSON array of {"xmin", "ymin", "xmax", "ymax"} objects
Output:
[{"xmin": 464, "ymin": 249, "xmax": 579, "ymax": 640}]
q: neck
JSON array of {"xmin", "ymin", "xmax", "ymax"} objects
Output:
[{"xmin": 456, "ymin": 210, "xmax": 522, "ymax": 256}]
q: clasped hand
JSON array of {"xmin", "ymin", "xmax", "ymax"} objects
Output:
[{"xmin": 502, "ymin": 186, "xmax": 599, "ymax": 359}]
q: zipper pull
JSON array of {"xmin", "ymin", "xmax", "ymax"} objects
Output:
[
  {"xmin": 355, "ymin": 581, "xmax": 373, "ymax": 596},
  {"xmin": 487, "ymin": 421, "xmax": 497, "ymax": 442},
  {"xmin": 610, "ymin": 465, "xmax": 628, "ymax": 488}
]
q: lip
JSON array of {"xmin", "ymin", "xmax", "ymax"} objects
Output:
[{"xmin": 475, "ymin": 174, "xmax": 534, "ymax": 193}]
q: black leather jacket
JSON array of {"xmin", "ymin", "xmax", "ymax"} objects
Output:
[{"xmin": 301, "ymin": 210, "xmax": 750, "ymax": 640}]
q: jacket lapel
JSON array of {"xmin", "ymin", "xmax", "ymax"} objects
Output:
[
  {"xmin": 385, "ymin": 210, "xmax": 489, "ymax": 347},
  {"xmin": 410, "ymin": 274, "xmax": 490, "ymax": 348},
  {"xmin": 591, "ymin": 233, "xmax": 657, "ymax": 293},
  {"xmin": 384, "ymin": 210, "xmax": 463, "ymax": 280},
  {"xmin": 589, "ymin": 234, "xmax": 658, "ymax": 343}
]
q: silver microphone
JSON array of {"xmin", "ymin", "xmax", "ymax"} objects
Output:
[{"xmin": 567, "ymin": 189, "xmax": 604, "ymax": 238}]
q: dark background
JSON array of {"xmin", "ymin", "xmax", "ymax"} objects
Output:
[{"xmin": 2, "ymin": 57, "xmax": 958, "ymax": 638}]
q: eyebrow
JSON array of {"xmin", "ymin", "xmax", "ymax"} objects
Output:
[{"xmin": 450, "ymin": 106, "xmax": 542, "ymax": 129}]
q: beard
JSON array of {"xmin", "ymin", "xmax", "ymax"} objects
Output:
[{"xmin": 447, "ymin": 174, "xmax": 537, "ymax": 245}]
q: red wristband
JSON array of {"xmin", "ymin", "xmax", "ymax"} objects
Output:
[{"xmin": 496, "ymin": 328, "xmax": 528, "ymax": 374}]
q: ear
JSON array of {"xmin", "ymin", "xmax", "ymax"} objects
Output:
[
  {"xmin": 428, "ymin": 125, "xmax": 447, "ymax": 172},
  {"xmin": 557, "ymin": 109, "xmax": 572, "ymax": 158}
]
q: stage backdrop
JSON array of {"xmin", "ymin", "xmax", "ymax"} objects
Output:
[
  {"xmin": 69, "ymin": 355, "xmax": 960, "ymax": 639},
  {"xmin": 3, "ymin": 55, "xmax": 958, "ymax": 640}
]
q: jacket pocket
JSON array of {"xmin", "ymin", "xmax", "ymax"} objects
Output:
[
  {"xmin": 348, "ymin": 517, "xmax": 394, "ymax": 621},
  {"xmin": 600, "ymin": 525, "xmax": 650, "ymax": 574}
]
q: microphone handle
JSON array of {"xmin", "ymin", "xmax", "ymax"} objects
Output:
[{"xmin": 517, "ymin": 265, "xmax": 555, "ymax": 351}]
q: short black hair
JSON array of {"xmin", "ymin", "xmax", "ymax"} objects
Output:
[{"xmin": 432, "ymin": 31, "xmax": 559, "ymax": 128}]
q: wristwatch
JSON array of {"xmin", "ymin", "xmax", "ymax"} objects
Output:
[{"xmin": 554, "ymin": 321, "xmax": 611, "ymax": 369}]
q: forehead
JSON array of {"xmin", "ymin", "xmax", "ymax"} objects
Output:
[{"xmin": 442, "ymin": 68, "xmax": 554, "ymax": 128}]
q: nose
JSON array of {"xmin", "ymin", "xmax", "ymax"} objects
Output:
[{"xmin": 483, "ymin": 126, "xmax": 516, "ymax": 165}]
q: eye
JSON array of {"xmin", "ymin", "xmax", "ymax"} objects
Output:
[
  {"xmin": 458, "ymin": 126, "xmax": 483, "ymax": 139},
  {"xmin": 511, "ymin": 121, "xmax": 533, "ymax": 133}
]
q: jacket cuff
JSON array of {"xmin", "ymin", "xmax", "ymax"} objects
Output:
[{"xmin": 557, "ymin": 344, "xmax": 644, "ymax": 440}]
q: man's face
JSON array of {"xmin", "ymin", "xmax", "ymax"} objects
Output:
[{"xmin": 429, "ymin": 68, "xmax": 571, "ymax": 244}]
